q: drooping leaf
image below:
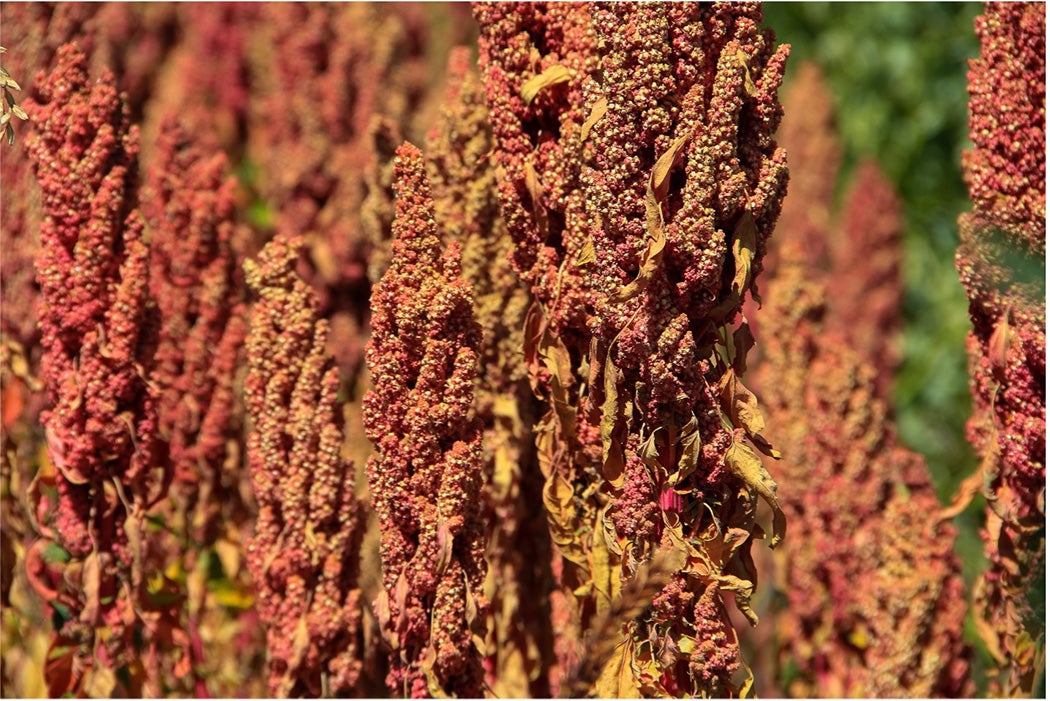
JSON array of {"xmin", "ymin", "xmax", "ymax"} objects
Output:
[
  {"xmin": 543, "ymin": 473, "xmax": 589, "ymax": 571},
  {"xmin": 724, "ymin": 438, "xmax": 785, "ymax": 548},
  {"xmin": 736, "ymin": 50, "xmax": 757, "ymax": 97},
  {"xmin": 732, "ymin": 321, "xmax": 756, "ymax": 375},
  {"xmin": 731, "ymin": 210, "xmax": 757, "ymax": 296},
  {"xmin": 611, "ymin": 135, "xmax": 689, "ymax": 303},
  {"xmin": 594, "ymin": 638, "xmax": 641, "ymax": 699},
  {"xmin": 520, "ymin": 64, "xmax": 573, "ymax": 104},
  {"xmin": 713, "ymin": 572, "xmax": 758, "ymax": 626},
  {"xmin": 580, "ymin": 96, "xmax": 608, "ymax": 142},
  {"xmin": 80, "ymin": 552, "xmax": 101, "ymax": 625},
  {"xmin": 671, "ymin": 414, "xmax": 700, "ymax": 486},
  {"xmin": 600, "ymin": 336, "xmax": 626, "ymax": 485},
  {"xmin": 719, "ymin": 369, "xmax": 766, "ymax": 437},
  {"xmin": 590, "ymin": 511, "xmax": 619, "ymax": 614},
  {"xmin": 576, "ymin": 236, "xmax": 596, "ymax": 266},
  {"xmin": 83, "ymin": 665, "xmax": 117, "ymax": 698}
]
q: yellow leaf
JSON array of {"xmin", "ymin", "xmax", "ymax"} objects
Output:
[
  {"xmin": 611, "ymin": 135, "xmax": 689, "ymax": 303},
  {"xmin": 590, "ymin": 512, "xmax": 619, "ymax": 616},
  {"xmin": 575, "ymin": 236, "xmax": 596, "ymax": 266},
  {"xmin": 671, "ymin": 414, "xmax": 700, "ymax": 486},
  {"xmin": 580, "ymin": 96, "xmax": 608, "ymax": 142},
  {"xmin": 725, "ymin": 439, "xmax": 785, "ymax": 548},
  {"xmin": 737, "ymin": 50, "xmax": 757, "ymax": 97},
  {"xmin": 600, "ymin": 342, "xmax": 624, "ymax": 484},
  {"xmin": 542, "ymin": 474, "xmax": 589, "ymax": 571},
  {"xmin": 713, "ymin": 573, "xmax": 758, "ymax": 626},
  {"xmin": 595, "ymin": 638, "xmax": 641, "ymax": 698},
  {"xmin": 731, "ymin": 210, "xmax": 757, "ymax": 296},
  {"xmin": 650, "ymin": 134, "xmax": 690, "ymax": 203},
  {"xmin": 212, "ymin": 584, "xmax": 255, "ymax": 610},
  {"xmin": 83, "ymin": 665, "xmax": 117, "ymax": 698},
  {"xmin": 520, "ymin": 64, "xmax": 573, "ymax": 104},
  {"xmin": 213, "ymin": 537, "xmax": 242, "ymax": 579}
]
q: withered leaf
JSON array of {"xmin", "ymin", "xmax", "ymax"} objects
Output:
[
  {"xmin": 524, "ymin": 158, "xmax": 545, "ymax": 211},
  {"xmin": 580, "ymin": 96, "xmax": 608, "ymax": 142},
  {"xmin": 732, "ymin": 321, "xmax": 755, "ymax": 375},
  {"xmin": 989, "ymin": 307, "xmax": 1013, "ymax": 383},
  {"xmin": 731, "ymin": 210, "xmax": 757, "ymax": 296},
  {"xmin": 651, "ymin": 134, "xmax": 690, "ymax": 203},
  {"xmin": 725, "ymin": 439, "xmax": 785, "ymax": 548},
  {"xmin": 600, "ymin": 343, "xmax": 622, "ymax": 471},
  {"xmin": 611, "ymin": 135, "xmax": 689, "ymax": 303},
  {"xmin": 712, "ymin": 573, "xmax": 758, "ymax": 626},
  {"xmin": 594, "ymin": 638, "xmax": 641, "ymax": 699},
  {"xmin": 83, "ymin": 665, "xmax": 117, "ymax": 698},
  {"xmin": 672, "ymin": 414, "xmax": 700, "ymax": 486},
  {"xmin": 575, "ymin": 236, "xmax": 597, "ymax": 266},
  {"xmin": 543, "ymin": 474, "xmax": 590, "ymax": 571},
  {"xmin": 590, "ymin": 513, "xmax": 619, "ymax": 613},
  {"xmin": 736, "ymin": 49, "xmax": 757, "ymax": 97},
  {"xmin": 520, "ymin": 64, "xmax": 573, "ymax": 104},
  {"xmin": 721, "ymin": 370, "xmax": 765, "ymax": 437},
  {"xmin": 80, "ymin": 551, "xmax": 101, "ymax": 626}
]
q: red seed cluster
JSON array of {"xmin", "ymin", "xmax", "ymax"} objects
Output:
[
  {"xmin": 757, "ymin": 244, "xmax": 972, "ymax": 698},
  {"xmin": 956, "ymin": 3, "xmax": 1045, "ymax": 695},
  {"xmin": 364, "ymin": 143, "xmax": 487, "ymax": 698},
  {"xmin": 24, "ymin": 42, "xmax": 162, "ymax": 695},
  {"xmin": 477, "ymin": 2, "xmax": 790, "ymax": 695},
  {"xmin": 143, "ymin": 116, "xmax": 249, "ymax": 543},
  {"xmin": 243, "ymin": 234, "xmax": 365, "ymax": 697},
  {"xmin": 425, "ymin": 47, "xmax": 553, "ymax": 697}
]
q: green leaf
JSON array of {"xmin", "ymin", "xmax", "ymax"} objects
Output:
[{"xmin": 42, "ymin": 542, "xmax": 71, "ymax": 564}]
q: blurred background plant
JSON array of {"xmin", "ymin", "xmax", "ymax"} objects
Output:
[{"xmin": 764, "ymin": 3, "xmax": 1046, "ymax": 696}]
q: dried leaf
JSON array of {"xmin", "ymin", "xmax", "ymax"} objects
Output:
[
  {"xmin": 594, "ymin": 638, "xmax": 641, "ymax": 699},
  {"xmin": 83, "ymin": 665, "xmax": 117, "ymax": 698},
  {"xmin": 736, "ymin": 50, "xmax": 757, "ymax": 97},
  {"xmin": 436, "ymin": 519, "xmax": 456, "ymax": 576},
  {"xmin": 720, "ymin": 370, "xmax": 765, "ymax": 437},
  {"xmin": 580, "ymin": 96, "xmax": 608, "ymax": 142},
  {"xmin": 671, "ymin": 414, "xmax": 700, "ymax": 486},
  {"xmin": 731, "ymin": 211, "xmax": 757, "ymax": 296},
  {"xmin": 732, "ymin": 321, "xmax": 755, "ymax": 375},
  {"xmin": 712, "ymin": 573, "xmax": 757, "ymax": 626},
  {"xmin": 543, "ymin": 474, "xmax": 589, "ymax": 571},
  {"xmin": 724, "ymin": 439, "xmax": 785, "ymax": 548},
  {"xmin": 80, "ymin": 552, "xmax": 101, "ymax": 626},
  {"xmin": 611, "ymin": 135, "xmax": 689, "ymax": 303},
  {"xmin": 600, "ymin": 340, "xmax": 625, "ymax": 486},
  {"xmin": 576, "ymin": 236, "xmax": 596, "ymax": 266},
  {"xmin": 989, "ymin": 307, "xmax": 1013, "ymax": 383},
  {"xmin": 590, "ymin": 513, "xmax": 618, "ymax": 614},
  {"xmin": 520, "ymin": 64, "xmax": 573, "ymax": 104},
  {"xmin": 651, "ymin": 134, "xmax": 690, "ymax": 202}
]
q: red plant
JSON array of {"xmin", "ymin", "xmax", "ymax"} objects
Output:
[
  {"xmin": 243, "ymin": 234, "xmax": 365, "ymax": 697},
  {"xmin": 956, "ymin": 3, "xmax": 1045, "ymax": 695},
  {"xmin": 364, "ymin": 143, "xmax": 488, "ymax": 698},
  {"xmin": 425, "ymin": 46, "xmax": 555, "ymax": 697},
  {"xmin": 24, "ymin": 42, "xmax": 175, "ymax": 697},
  {"xmin": 477, "ymin": 2, "xmax": 790, "ymax": 695},
  {"xmin": 756, "ymin": 243, "xmax": 972, "ymax": 697}
]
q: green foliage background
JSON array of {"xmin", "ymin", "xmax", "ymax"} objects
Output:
[{"xmin": 762, "ymin": 2, "xmax": 1022, "ymax": 688}]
